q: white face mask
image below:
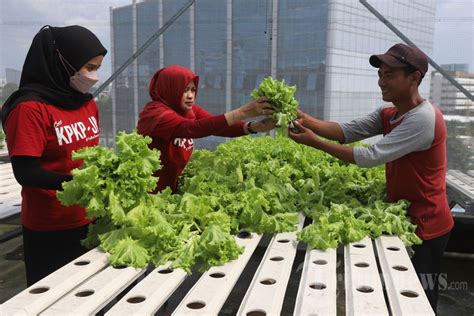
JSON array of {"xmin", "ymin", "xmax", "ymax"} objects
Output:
[{"xmin": 70, "ymin": 71, "xmax": 99, "ymax": 94}]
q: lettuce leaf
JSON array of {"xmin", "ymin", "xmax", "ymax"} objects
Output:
[{"xmin": 251, "ymin": 77, "xmax": 298, "ymax": 135}]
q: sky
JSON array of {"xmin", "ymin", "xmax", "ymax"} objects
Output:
[
  {"xmin": 432, "ymin": 0, "xmax": 474, "ymax": 70},
  {"xmin": 0, "ymin": 0, "xmax": 473, "ymax": 80},
  {"xmin": 0, "ymin": 0, "xmax": 131, "ymax": 79}
]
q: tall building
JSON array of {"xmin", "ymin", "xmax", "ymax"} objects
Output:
[
  {"xmin": 429, "ymin": 64, "xmax": 474, "ymax": 172},
  {"xmin": 110, "ymin": 0, "xmax": 436, "ymax": 149},
  {"xmin": 439, "ymin": 64, "xmax": 470, "ymax": 72},
  {"xmin": 430, "ymin": 64, "xmax": 474, "ymax": 118},
  {"xmin": 0, "ymin": 78, "xmax": 7, "ymax": 99},
  {"xmin": 430, "ymin": 64, "xmax": 474, "ymax": 172},
  {"xmin": 5, "ymin": 68, "xmax": 21, "ymax": 85}
]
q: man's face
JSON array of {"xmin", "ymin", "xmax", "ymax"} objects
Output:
[{"xmin": 377, "ymin": 63, "xmax": 416, "ymax": 103}]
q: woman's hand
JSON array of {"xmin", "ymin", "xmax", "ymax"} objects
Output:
[
  {"xmin": 225, "ymin": 97, "xmax": 274, "ymax": 125},
  {"xmin": 237, "ymin": 97, "xmax": 274, "ymax": 119}
]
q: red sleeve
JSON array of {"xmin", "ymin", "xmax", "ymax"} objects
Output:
[
  {"xmin": 5, "ymin": 102, "xmax": 48, "ymax": 158},
  {"xmin": 193, "ymin": 106, "xmax": 246, "ymax": 137},
  {"xmin": 139, "ymin": 105, "xmax": 229, "ymax": 140}
]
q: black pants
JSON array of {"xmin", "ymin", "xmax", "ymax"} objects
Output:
[
  {"xmin": 411, "ymin": 231, "xmax": 451, "ymax": 313},
  {"xmin": 22, "ymin": 225, "xmax": 89, "ymax": 286}
]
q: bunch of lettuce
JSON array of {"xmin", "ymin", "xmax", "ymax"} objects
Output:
[
  {"xmin": 58, "ymin": 131, "xmax": 243, "ymax": 272},
  {"xmin": 58, "ymin": 131, "xmax": 161, "ymax": 217},
  {"xmin": 298, "ymin": 200, "xmax": 421, "ymax": 251},
  {"xmin": 251, "ymin": 77, "xmax": 298, "ymax": 135},
  {"xmin": 57, "ymin": 131, "xmax": 161, "ymax": 267}
]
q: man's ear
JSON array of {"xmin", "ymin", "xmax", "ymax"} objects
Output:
[{"xmin": 412, "ymin": 70, "xmax": 422, "ymax": 86}]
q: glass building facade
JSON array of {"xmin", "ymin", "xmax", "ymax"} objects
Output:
[
  {"xmin": 231, "ymin": 1, "xmax": 272, "ymax": 109},
  {"xmin": 324, "ymin": 0, "xmax": 435, "ymax": 121},
  {"xmin": 137, "ymin": 0, "xmax": 161, "ymax": 110},
  {"xmin": 111, "ymin": 0, "xmax": 436, "ymax": 148},
  {"xmin": 194, "ymin": 0, "xmax": 227, "ymax": 115},
  {"xmin": 163, "ymin": 0, "xmax": 191, "ymax": 69},
  {"xmin": 112, "ymin": 6, "xmax": 135, "ymax": 134},
  {"xmin": 277, "ymin": 0, "xmax": 328, "ymax": 118}
]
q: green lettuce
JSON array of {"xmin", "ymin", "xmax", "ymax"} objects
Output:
[
  {"xmin": 59, "ymin": 132, "xmax": 421, "ymax": 272},
  {"xmin": 251, "ymin": 77, "xmax": 298, "ymax": 135}
]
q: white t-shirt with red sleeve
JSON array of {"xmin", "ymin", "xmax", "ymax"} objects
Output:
[
  {"xmin": 5, "ymin": 100, "xmax": 100, "ymax": 231},
  {"xmin": 339, "ymin": 101, "xmax": 454, "ymax": 240}
]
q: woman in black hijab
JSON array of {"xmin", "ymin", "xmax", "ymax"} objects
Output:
[{"xmin": 1, "ymin": 25, "xmax": 107, "ymax": 285}]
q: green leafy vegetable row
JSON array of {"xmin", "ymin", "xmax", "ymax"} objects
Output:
[
  {"xmin": 58, "ymin": 132, "xmax": 421, "ymax": 273},
  {"xmin": 182, "ymin": 135, "xmax": 421, "ymax": 251}
]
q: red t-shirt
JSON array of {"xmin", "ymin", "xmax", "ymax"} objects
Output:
[
  {"xmin": 381, "ymin": 106, "xmax": 454, "ymax": 240},
  {"xmin": 5, "ymin": 100, "xmax": 100, "ymax": 231},
  {"xmin": 137, "ymin": 103, "xmax": 245, "ymax": 192}
]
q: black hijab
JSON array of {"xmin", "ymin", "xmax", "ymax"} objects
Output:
[{"xmin": 1, "ymin": 25, "xmax": 107, "ymax": 128}]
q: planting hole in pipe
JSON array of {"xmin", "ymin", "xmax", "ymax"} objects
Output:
[
  {"xmin": 75, "ymin": 290, "xmax": 95, "ymax": 297},
  {"xmin": 74, "ymin": 260, "xmax": 90, "ymax": 266},
  {"xmin": 309, "ymin": 283, "xmax": 327, "ymax": 290},
  {"xmin": 187, "ymin": 301, "xmax": 206, "ymax": 309},
  {"xmin": 356, "ymin": 286, "xmax": 374, "ymax": 293},
  {"xmin": 29, "ymin": 287, "xmax": 49, "ymax": 294},
  {"xmin": 209, "ymin": 272, "xmax": 226, "ymax": 278},
  {"xmin": 400, "ymin": 290, "xmax": 419, "ymax": 298},
  {"xmin": 127, "ymin": 296, "xmax": 146, "ymax": 304},
  {"xmin": 260, "ymin": 278, "xmax": 276, "ymax": 285},
  {"xmin": 392, "ymin": 265, "xmax": 408, "ymax": 271}
]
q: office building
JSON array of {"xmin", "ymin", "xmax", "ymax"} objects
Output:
[{"xmin": 110, "ymin": 0, "xmax": 436, "ymax": 149}]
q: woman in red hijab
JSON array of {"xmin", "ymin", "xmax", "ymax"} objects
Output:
[{"xmin": 137, "ymin": 65, "xmax": 274, "ymax": 193}]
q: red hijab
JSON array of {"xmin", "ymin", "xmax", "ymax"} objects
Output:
[
  {"xmin": 149, "ymin": 65, "xmax": 199, "ymax": 116},
  {"xmin": 138, "ymin": 65, "xmax": 200, "ymax": 137}
]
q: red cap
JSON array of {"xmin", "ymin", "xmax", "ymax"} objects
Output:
[{"xmin": 369, "ymin": 43, "xmax": 428, "ymax": 77}]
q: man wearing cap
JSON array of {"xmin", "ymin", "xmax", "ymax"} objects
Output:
[{"xmin": 289, "ymin": 43, "xmax": 453, "ymax": 312}]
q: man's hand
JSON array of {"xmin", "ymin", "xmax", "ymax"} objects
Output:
[
  {"xmin": 290, "ymin": 120, "xmax": 355, "ymax": 164},
  {"xmin": 289, "ymin": 120, "xmax": 320, "ymax": 147},
  {"xmin": 296, "ymin": 108, "xmax": 306, "ymax": 120}
]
